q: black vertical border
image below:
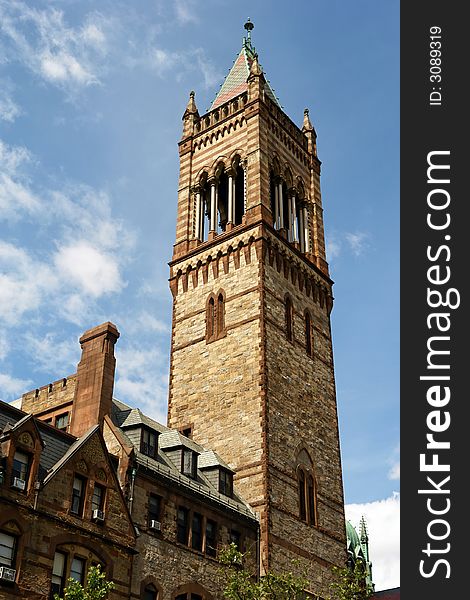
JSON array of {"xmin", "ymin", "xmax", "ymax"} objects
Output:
[{"xmin": 401, "ymin": 3, "xmax": 466, "ymax": 598}]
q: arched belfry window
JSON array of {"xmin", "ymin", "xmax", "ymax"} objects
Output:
[
  {"xmin": 234, "ymin": 163, "xmax": 245, "ymax": 225},
  {"xmin": 206, "ymin": 291, "xmax": 226, "ymax": 343},
  {"xmin": 194, "ymin": 159, "xmax": 245, "ymax": 241},
  {"xmin": 296, "ymin": 450, "xmax": 318, "ymax": 526},
  {"xmin": 285, "ymin": 295, "xmax": 294, "ymax": 342},
  {"xmin": 305, "ymin": 310, "xmax": 314, "ymax": 358}
]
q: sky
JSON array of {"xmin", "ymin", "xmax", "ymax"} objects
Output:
[{"xmin": 0, "ymin": 0, "xmax": 399, "ymax": 591}]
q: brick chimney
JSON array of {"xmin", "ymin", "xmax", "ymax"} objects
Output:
[{"xmin": 70, "ymin": 322, "xmax": 120, "ymax": 437}]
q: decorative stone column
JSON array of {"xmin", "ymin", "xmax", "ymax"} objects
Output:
[{"xmin": 209, "ymin": 179, "xmax": 218, "ymax": 240}]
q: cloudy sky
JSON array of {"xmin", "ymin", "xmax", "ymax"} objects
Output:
[{"xmin": 0, "ymin": 0, "xmax": 399, "ymax": 590}]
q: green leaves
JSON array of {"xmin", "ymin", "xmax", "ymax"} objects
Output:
[
  {"xmin": 54, "ymin": 565, "xmax": 115, "ymax": 600},
  {"xmin": 329, "ymin": 562, "xmax": 373, "ymax": 600},
  {"xmin": 218, "ymin": 544, "xmax": 309, "ymax": 600}
]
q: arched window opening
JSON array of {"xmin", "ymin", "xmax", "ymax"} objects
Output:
[
  {"xmin": 308, "ymin": 475, "xmax": 317, "ymax": 525},
  {"xmin": 270, "ymin": 171, "xmax": 277, "ymax": 228},
  {"xmin": 298, "ymin": 470, "xmax": 306, "ymax": 521},
  {"xmin": 196, "ymin": 178, "xmax": 211, "ymax": 243},
  {"xmin": 234, "ymin": 164, "xmax": 245, "ymax": 225},
  {"xmin": 206, "ymin": 297, "xmax": 215, "ymax": 340},
  {"xmin": 206, "ymin": 292, "xmax": 226, "ymax": 343},
  {"xmin": 217, "ymin": 170, "xmax": 229, "ymax": 233},
  {"xmin": 285, "ymin": 295, "xmax": 293, "ymax": 342},
  {"xmin": 305, "ymin": 311, "xmax": 314, "ymax": 358},
  {"xmin": 217, "ymin": 294, "xmax": 225, "ymax": 334},
  {"xmin": 297, "ymin": 451, "xmax": 318, "ymax": 526},
  {"xmin": 143, "ymin": 584, "xmax": 159, "ymax": 600},
  {"xmin": 282, "ymin": 181, "xmax": 289, "ymax": 233}
]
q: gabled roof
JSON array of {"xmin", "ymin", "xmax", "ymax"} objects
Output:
[
  {"xmin": 0, "ymin": 412, "xmax": 45, "ymax": 447},
  {"xmin": 210, "ymin": 37, "xmax": 280, "ymax": 111},
  {"xmin": 0, "ymin": 399, "xmax": 75, "ymax": 481},
  {"xmin": 198, "ymin": 449, "xmax": 232, "ymax": 472},
  {"xmin": 42, "ymin": 425, "xmax": 99, "ymax": 485}
]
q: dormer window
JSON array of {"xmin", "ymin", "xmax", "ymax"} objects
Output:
[
  {"xmin": 141, "ymin": 429, "xmax": 158, "ymax": 459},
  {"xmin": 11, "ymin": 450, "xmax": 30, "ymax": 490},
  {"xmin": 219, "ymin": 469, "xmax": 233, "ymax": 497},
  {"xmin": 182, "ymin": 449, "xmax": 197, "ymax": 479}
]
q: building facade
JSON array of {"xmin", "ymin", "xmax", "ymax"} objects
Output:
[
  {"xmin": 167, "ymin": 21, "xmax": 346, "ymax": 592},
  {"xmin": 1, "ymin": 22, "xmax": 349, "ymax": 600}
]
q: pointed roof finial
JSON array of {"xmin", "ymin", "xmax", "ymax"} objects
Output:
[
  {"xmin": 249, "ymin": 53, "xmax": 263, "ymax": 77},
  {"xmin": 244, "ymin": 18, "xmax": 254, "ymax": 46},
  {"xmin": 184, "ymin": 90, "xmax": 198, "ymax": 116},
  {"xmin": 359, "ymin": 515, "xmax": 369, "ymax": 541},
  {"xmin": 303, "ymin": 108, "xmax": 313, "ymax": 132}
]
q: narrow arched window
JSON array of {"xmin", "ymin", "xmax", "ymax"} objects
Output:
[
  {"xmin": 234, "ymin": 164, "xmax": 245, "ymax": 225},
  {"xmin": 308, "ymin": 475, "xmax": 316, "ymax": 525},
  {"xmin": 298, "ymin": 469, "xmax": 306, "ymax": 521},
  {"xmin": 217, "ymin": 293, "xmax": 225, "ymax": 335},
  {"xmin": 206, "ymin": 292, "xmax": 225, "ymax": 343},
  {"xmin": 206, "ymin": 296, "xmax": 215, "ymax": 341},
  {"xmin": 285, "ymin": 295, "xmax": 293, "ymax": 342},
  {"xmin": 305, "ymin": 310, "xmax": 314, "ymax": 358}
]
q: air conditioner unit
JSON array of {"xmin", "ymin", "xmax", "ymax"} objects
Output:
[
  {"xmin": 92, "ymin": 509, "xmax": 105, "ymax": 522},
  {"xmin": 149, "ymin": 520, "xmax": 161, "ymax": 531},
  {"xmin": 12, "ymin": 477, "xmax": 25, "ymax": 491},
  {"xmin": 0, "ymin": 566, "xmax": 16, "ymax": 582}
]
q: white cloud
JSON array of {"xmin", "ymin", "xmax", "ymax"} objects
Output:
[
  {"xmin": 326, "ymin": 235, "xmax": 342, "ymax": 261},
  {"xmin": 346, "ymin": 492, "xmax": 400, "ymax": 591},
  {"xmin": 388, "ymin": 462, "xmax": 400, "ymax": 480},
  {"xmin": 326, "ymin": 230, "xmax": 370, "ymax": 260},
  {"xmin": 114, "ymin": 345, "xmax": 169, "ymax": 424},
  {"xmin": 23, "ymin": 331, "xmax": 80, "ymax": 374},
  {"xmin": 0, "ymin": 241, "xmax": 57, "ymax": 325},
  {"xmin": 345, "ymin": 231, "xmax": 369, "ymax": 256},
  {"xmin": 54, "ymin": 242, "xmax": 124, "ymax": 298},
  {"xmin": 0, "ymin": 139, "xmax": 33, "ymax": 173},
  {"xmin": 387, "ymin": 445, "xmax": 400, "ymax": 481},
  {"xmin": 0, "ymin": 2, "xmax": 110, "ymax": 91},
  {"xmin": 174, "ymin": 0, "xmax": 199, "ymax": 25},
  {"xmin": 0, "ymin": 82, "xmax": 21, "ymax": 122},
  {"xmin": 0, "ymin": 372, "xmax": 33, "ymax": 400},
  {"xmin": 124, "ymin": 311, "xmax": 169, "ymax": 335}
]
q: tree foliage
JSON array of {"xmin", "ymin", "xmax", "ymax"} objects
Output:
[
  {"xmin": 218, "ymin": 543, "xmax": 309, "ymax": 600},
  {"xmin": 329, "ymin": 561, "xmax": 373, "ymax": 600},
  {"xmin": 54, "ymin": 565, "xmax": 115, "ymax": 600}
]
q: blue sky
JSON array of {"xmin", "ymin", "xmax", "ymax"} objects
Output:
[{"xmin": 0, "ymin": 0, "xmax": 399, "ymax": 589}]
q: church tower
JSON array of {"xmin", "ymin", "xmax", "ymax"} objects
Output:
[{"xmin": 168, "ymin": 21, "xmax": 346, "ymax": 597}]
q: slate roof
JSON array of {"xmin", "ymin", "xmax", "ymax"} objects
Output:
[
  {"xmin": 112, "ymin": 399, "xmax": 256, "ymax": 521},
  {"xmin": 0, "ymin": 399, "xmax": 75, "ymax": 482},
  {"xmin": 210, "ymin": 39, "xmax": 280, "ymax": 111}
]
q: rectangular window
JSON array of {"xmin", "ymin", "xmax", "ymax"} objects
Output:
[
  {"xmin": 11, "ymin": 450, "xmax": 30, "ymax": 488},
  {"xmin": 71, "ymin": 475, "xmax": 86, "ymax": 516},
  {"xmin": 55, "ymin": 413, "xmax": 69, "ymax": 432},
  {"xmin": 191, "ymin": 512, "xmax": 202, "ymax": 551},
  {"xmin": 219, "ymin": 469, "xmax": 233, "ymax": 497},
  {"xmin": 205, "ymin": 519, "xmax": 217, "ymax": 557},
  {"xmin": 70, "ymin": 556, "xmax": 86, "ymax": 584},
  {"xmin": 176, "ymin": 507, "xmax": 189, "ymax": 545},
  {"xmin": 51, "ymin": 551, "xmax": 67, "ymax": 596},
  {"xmin": 182, "ymin": 449, "xmax": 197, "ymax": 479},
  {"xmin": 148, "ymin": 494, "xmax": 161, "ymax": 525},
  {"xmin": 91, "ymin": 484, "xmax": 105, "ymax": 513},
  {"xmin": 141, "ymin": 429, "xmax": 158, "ymax": 458},
  {"xmin": 230, "ymin": 529, "xmax": 241, "ymax": 550},
  {"xmin": 0, "ymin": 532, "xmax": 16, "ymax": 567}
]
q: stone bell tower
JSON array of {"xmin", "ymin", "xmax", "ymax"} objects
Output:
[{"xmin": 167, "ymin": 20, "xmax": 346, "ymax": 597}]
